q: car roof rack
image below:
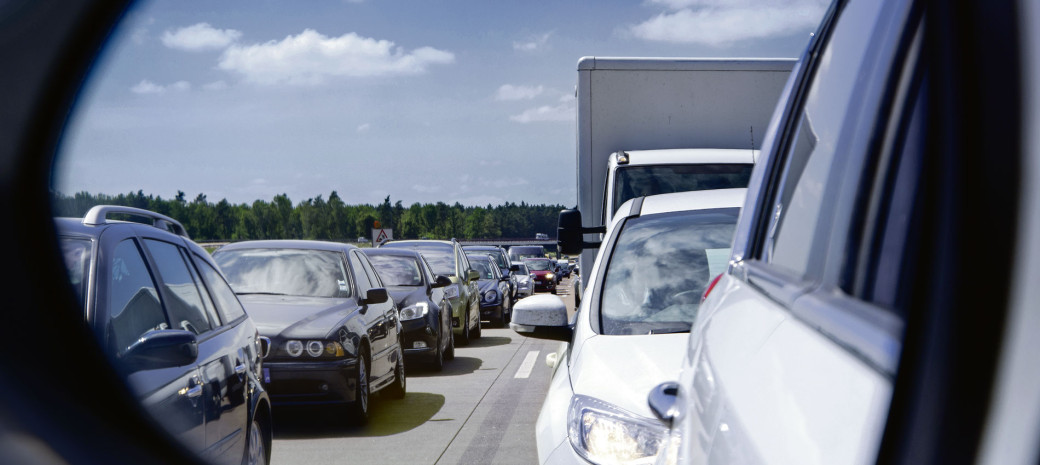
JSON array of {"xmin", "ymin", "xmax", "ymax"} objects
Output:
[{"xmin": 82, "ymin": 205, "xmax": 190, "ymax": 238}]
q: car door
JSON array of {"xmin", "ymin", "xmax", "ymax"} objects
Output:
[
  {"xmin": 348, "ymin": 250, "xmax": 392, "ymax": 380},
  {"xmin": 683, "ymin": 2, "xmax": 921, "ymax": 464},
  {"xmin": 420, "ymin": 256, "xmax": 450, "ymax": 348},
  {"xmin": 455, "ymin": 244, "xmax": 479, "ymax": 327},
  {"xmin": 359, "ymin": 250, "xmax": 399, "ymax": 375},
  {"xmin": 140, "ymin": 235, "xmax": 239, "ymax": 463},
  {"xmin": 99, "ymin": 232, "xmax": 206, "ymax": 454}
]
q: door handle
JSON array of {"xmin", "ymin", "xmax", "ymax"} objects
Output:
[
  {"xmin": 234, "ymin": 363, "xmax": 247, "ymax": 375},
  {"xmin": 185, "ymin": 384, "xmax": 203, "ymax": 398}
]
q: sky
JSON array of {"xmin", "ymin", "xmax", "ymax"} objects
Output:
[{"xmin": 54, "ymin": 0, "xmax": 828, "ymax": 208}]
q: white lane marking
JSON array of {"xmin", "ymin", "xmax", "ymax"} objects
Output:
[{"xmin": 514, "ymin": 350, "xmax": 540, "ymax": 379}]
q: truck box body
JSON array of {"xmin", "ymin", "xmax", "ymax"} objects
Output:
[{"xmin": 574, "ymin": 57, "xmax": 795, "ymax": 276}]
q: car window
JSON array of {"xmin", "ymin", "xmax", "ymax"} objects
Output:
[
  {"xmin": 420, "ymin": 256, "xmax": 437, "ymax": 283},
  {"xmin": 455, "ymin": 246, "xmax": 469, "ymax": 276},
  {"xmin": 193, "ymin": 254, "xmax": 247, "ymax": 323},
  {"xmin": 106, "ymin": 238, "xmax": 167, "ymax": 355},
  {"xmin": 470, "ymin": 258, "xmax": 496, "ymax": 279},
  {"xmin": 388, "ymin": 244, "xmax": 455, "ymax": 276},
  {"xmin": 214, "ymin": 248, "xmax": 352, "ymax": 298},
  {"xmin": 612, "ymin": 164, "xmax": 753, "ymax": 215},
  {"xmin": 761, "ymin": 0, "xmax": 886, "ymax": 279},
  {"xmin": 59, "ymin": 237, "xmax": 92, "ymax": 310},
  {"xmin": 143, "ymin": 239, "xmax": 214, "ymax": 335},
  {"xmin": 349, "ymin": 251, "xmax": 373, "ymax": 292},
  {"xmin": 525, "ymin": 258, "xmax": 552, "ymax": 271},
  {"xmin": 359, "ymin": 253, "xmax": 384, "ymax": 287},
  {"xmin": 368, "ymin": 254, "xmax": 423, "ymax": 286},
  {"xmin": 600, "ymin": 209, "xmax": 739, "ymax": 335}
]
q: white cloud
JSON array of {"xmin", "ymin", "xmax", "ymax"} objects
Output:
[
  {"xmin": 218, "ymin": 29, "xmax": 455, "ymax": 85},
  {"xmin": 130, "ymin": 79, "xmax": 191, "ymax": 94},
  {"xmin": 202, "ymin": 80, "xmax": 229, "ymax": 91},
  {"xmin": 510, "ymin": 101, "xmax": 574, "ymax": 124},
  {"xmin": 630, "ymin": 0, "xmax": 827, "ymax": 46},
  {"xmin": 162, "ymin": 23, "xmax": 242, "ymax": 51},
  {"xmin": 513, "ymin": 31, "xmax": 553, "ymax": 52},
  {"xmin": 356, "ymin": 123, "xmax": 371, "ymax": 133},
  {"xmin": 495, "ymin": 84, "xmax": 544, "ymax": 101}
]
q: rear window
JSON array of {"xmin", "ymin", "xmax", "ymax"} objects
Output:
[{"xmin": 613, "ymin": 164, "xmax": 753, "ymax": 216}]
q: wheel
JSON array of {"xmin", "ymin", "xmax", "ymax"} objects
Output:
[
  {"xmin": 445, "ymin": 326, "xmax": 455, "ymax": 360},
  {"xmin": 457, "ymin": 308, "xmax": 471, "ymax": 346},
  {"xmin": 504, "ymin": 296, "xmax": 512, "ymax": 325},
  {"xmin": 551, "ymin": 288, "xmax": 557, "ymax": 295},
  {"xmin": 349, "ymin": 349, "xmax": 370, "ymax": 425},
  {"xmin": 472, "ymin": 309, "xmax": 482, "ymax": 339},
  {"xmin": 385, "ymin": 350, "xmax": 406, "ymax": 399},
  {"xmin": 431, "ymin": 332, "xmax": 445, "ymax": 372},
  {"xmin": 242, "ymin": 415, "xmax": 268, "ymax": 465}
]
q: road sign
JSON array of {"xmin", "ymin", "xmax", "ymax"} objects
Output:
[{"xmin": 372, "ymin": 228, "xmax": 392, "ymax": 246}]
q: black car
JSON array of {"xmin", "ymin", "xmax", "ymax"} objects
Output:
[
  {"xmin": 364, "ymin": 248, "xmax": 455, "ymax": 371},
  {"xmin": 55, "ymin": 205, "xmax": 272, "ymax": 465},
  {"xmin": 466, "ymin": 253, "xmax": 513, "ymax": 327},
  {"xmin": 463, "ymin": 245, "xmax": 520, "ymax": 299},
  {"xmin": 213, "ymin": 240, "xmax": 406, "ymax": 425}
]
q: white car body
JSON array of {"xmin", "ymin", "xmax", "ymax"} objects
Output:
[
  {"xmin": 535, "ymin": 188, "xmax": 746, "ymax": 464},
  {"xmin": 512, "ymin": 261, "xmax": 535, "ymax": 299}
]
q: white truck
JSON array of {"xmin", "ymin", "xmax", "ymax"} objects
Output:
[{"xmin": 565, "ymin": 57, "xmax": 796, "ymax": 295}]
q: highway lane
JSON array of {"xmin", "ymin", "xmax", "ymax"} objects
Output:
[{"xmin": 270, "ymin": 277, "xmax": 577, "ymax": 465}]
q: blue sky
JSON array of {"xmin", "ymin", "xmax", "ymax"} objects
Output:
[{"xmin": 55, "ymin": 0, "xmax": 827, "ymax": 207}]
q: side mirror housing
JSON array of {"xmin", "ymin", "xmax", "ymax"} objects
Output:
[
  {"xmin": 558, "ymin": 209, "xmax": 604, "ymax": 255},
  {"xmin": 362, "ymin": 287, "xmax": 390, "ymax": 305},
  {"xmin": 648, "ymin": 381, "xmax": 683, "ymax": 427},
  {"xmin": 509, "ymin": 294, "xmax": 572, "ymax": 342},
  {"xmin": 467, "ymin": 269, "xmax": 480, "ymax": 282},
  {"xmin": 122, "ymin": 329, "xmax": 198, "ymax": 371},
  {"xmin": 432, "ymin": 275, "xmax": 452, "ymax": 288},
  {"xmin": 509, "ymin": 264, "xmax": 520, "ymax": 272}
]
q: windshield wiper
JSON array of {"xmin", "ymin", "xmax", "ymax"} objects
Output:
[
  {"xmin": 648, "ymin": 327, "xmax": 691, "ymax": 335},
  {"xmin": 235, "ymin": 291, "xmax": 288, "ymax": 296}
]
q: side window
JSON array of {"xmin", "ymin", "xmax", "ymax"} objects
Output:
[
  {"xmin": 180, "ymin": 248, "xmax": 221, "ymax": 327},
  {"xmin": 143, "ymin": 239, "xmax": 214, "ymax": 335},
  {"xmin": 349, "ymin": 251, "xmax": 372, "ymax": 292},
  {"xmin": 194, "ymin": 254, "xmax": 247, "ymax": 323},
  {"xmin": 761, "ymin": 0, "xmax": 885, "ymax": 279},
  {"xmin": 360, "ymin": 255, "xmax": 383, "ymax": 288},
  {"xmin": 457, "ymin": 247, "xmax": 470, "ymax": 276},
  {"xmin": 106, "ymin": 239, "xmax": 167, "ymax": 355},
  {"xmin": 420, "ymin": 256, "xmax": 436, "ymax": 283}
]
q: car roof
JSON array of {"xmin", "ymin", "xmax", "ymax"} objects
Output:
[
  {"xmin": 616, "ymin": 188, "xmax": 747, "ymax": 219},
  {"xmin": 382, "ymin": 239, "xmax": 453, "ymax": 249},
  {"xmin": 216, "ymin": 239, "xmax": 357, "ymax": 252},
  {"xmin": 462, "ymin": 245, "xmax": 502, "ymax": 251},
  {"xmin": 362, "ymin": 248, "xmax": 422, "ymax": 258},
  {"xmin": 53, "ymin": 216, "xmax": 187, "ymax": 242},
  {"xmin": 613, "ymin": 148, "xmax": 757, "ymax": 166}
]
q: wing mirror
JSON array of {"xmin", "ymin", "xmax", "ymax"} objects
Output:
[
  {"xmin": 509, "ymin": 294, "xmax": 572, "ymax": 342},
  {"xmin": 361, "ymin": 287, "xmax": 390, "ymax": 305},
  {"xmin": 557, "ymin": 209, "xmax": 604, "ymax": 255},
  {"xmin": 467, "ymin": 269, "xmax": 480, "ymax": 282},
  {"xmin": 648, "ymin": 381, "xmax": 683, "ymax": 427},
  {"xmin": 122, "ymin": 329, "xmax": 198, "ymax": 371},
  {"xmin": 432, "ymin": 275, "xmax": 452, "ymax": 288}
]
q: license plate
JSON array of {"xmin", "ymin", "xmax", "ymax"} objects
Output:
[{"xmin": 263, "ymin": 367, "xmax": 270, "ymax": 383}]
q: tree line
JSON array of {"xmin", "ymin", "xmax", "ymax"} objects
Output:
[{"xmin": 51, "ymin": 190, "xmax": 566, "ymax": 242}]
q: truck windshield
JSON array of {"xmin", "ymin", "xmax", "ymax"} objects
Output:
[
  {"xmin": 600, "ymin": 208, "xmax": 739, "ymax": 335},
  {"xmin": 612, "ymin": 164, "xmax": 753, "ymax": 216}
]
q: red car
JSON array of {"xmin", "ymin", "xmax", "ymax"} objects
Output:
[{"xmin": 523, "ymin": 258, "xmax": 557, "ymax": 294}]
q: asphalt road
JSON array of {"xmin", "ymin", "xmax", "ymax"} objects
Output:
[{"xmin": 270, "ymin": 277, "xmax": 577, "ymax": 465}]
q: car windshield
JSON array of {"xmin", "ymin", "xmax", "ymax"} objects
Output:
[
  {"xmin": 525, "ymin": 258, "xmax": 552, "ymax": 271},
  {"xmin": 469, "ymin": 258, "xmax": 497, "ymax": 279},
  {"xmin": 600, "ymin": 208, "xmax": 739, "ymax": 335},
  {"xmin": 385, "ymin": 243, "xmax": 454, "ymax": 276},
  {"xmin": 213, "ymin": 248, "xmax": 351, "ymax": 298},
  {"xmin": 367, "ymin": 254, "xmax": 423, "ymax": 287},
  {"xmin": 612, "ymin": 164, "xmax": 753, "ymax": 216},
  {"xmin": 58, "ymin": 237, "xmax": 92, "ymax": 311}
]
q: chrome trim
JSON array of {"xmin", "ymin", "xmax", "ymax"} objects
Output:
[{"xmin": 82, "ymin": 205, "xmax": 190, "ymax": 238}]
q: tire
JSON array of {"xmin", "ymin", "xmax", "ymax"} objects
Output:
[
  {"xmin": 551, "ymin": 288, "xmax": 557, "ymax": 295},
  {"xmin": 349, "ymin": 348, "xmax": 370, "ymax": 425},
  {"xmin": 472, "ymin": 309, "xmax": 482, "ymax": 339},
  {"xmin": 242, "ymin": 415, "xmax": 268, "ymax": 465},
  {"xmin": 431, "ymin": 332, "xmax": 444, "ymax": 371},
  {"xmin": 445, "ymin": 326, "xmax": 455, "ymax": 360},
  {"xmin": 457, "ymin": 308, "xmax": 471, "ymax": 346},
  {"xmin": 385, "ymin": 350, "xmax": 406, "ymax": 399}
]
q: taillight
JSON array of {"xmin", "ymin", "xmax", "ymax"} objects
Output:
[{"xmin": 702, "ymin": 273, "xmax": 723, "ymax": 303}]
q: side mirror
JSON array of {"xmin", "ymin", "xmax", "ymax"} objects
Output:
[
  {"xmin": 467, "ymin": 269, "xmax": 480, "ymax": 282},
  {"xmin": 361, "ymin": 287, "xmax": 390, "ymax": 305},
  {"xmin": 509, "ymin": 264, "xmax": 520, "ymax": 272},
  {"xmin": 432, "ymin": 275, "xmax": 452, "ymax": 288},
  {"xmin": 122, "ymin": 329, "xmax": 198, "ymax": 371},
  {"xmin": 557, "ymin": 209, "xmax": 604, "ymax": 255},
  {"xmin": 647, "ymin": 381, "xmax": 683, "ymax": 427},
  {"xmin": 509, "ymin": 294, "xmax": 572, "ymax": 342}
]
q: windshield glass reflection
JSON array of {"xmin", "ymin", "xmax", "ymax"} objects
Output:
[{"xmin": 213, "ymin": 248, "xmax": 351, "ymax": 298}]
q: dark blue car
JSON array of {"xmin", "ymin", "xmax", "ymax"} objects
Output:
[
  {"xmin": 466, "ymin": 254, "xmax": 513, "ymax": 327},
  {"xmin": 56, "ymin": 205, "xmax": 272, "ymax": 465}
]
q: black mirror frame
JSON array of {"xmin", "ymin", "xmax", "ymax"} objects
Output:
[{"xmin": 432, "ymin": 275, "xmax": 452, "ymax": 288}]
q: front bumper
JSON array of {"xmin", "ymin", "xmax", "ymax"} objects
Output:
[
  {"xmin": 401, "ymin": 318, "xmax": 438, "ymax": 359},
  {"xmin": 479, "ymin": 303, "xmax": 504, "ymax": 320},
  {"xmin": 534, "ymin": 279, "xmax": 556, "ymax": 292},
  {"xmin": 262, "ymin": 358, "xmax": 357, "ymax": 406}
]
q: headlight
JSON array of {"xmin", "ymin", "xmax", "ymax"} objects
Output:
[
  {"xmin": 284, "ymin": 339, "xmax": 345, "ymax": 358},
  {"xmin": 306, "ymin": 340, "xmax": 323, "ymax": 357},
  {"xmin": 444, "ymin": 284, "xmax": 459, "ymax": 299},
  {"xmin": 400, "ymin": 302, "xmax": 429, "ymax": 320},
  {"xmin": 568, "ymin": 395, "xmax": 668, "ymax": 465},
  {"xmin": 483, "ymin": 290, "xmax": 499, "ymax": 303},
  {"xmin": 546, "ymin": 273, "xmax": 555, "ymax": 279},
  {"xmin": 286, "ymin": 340, "xmax": 303, "ymax": 357}
]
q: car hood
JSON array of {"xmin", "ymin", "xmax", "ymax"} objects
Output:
[
  {"xmin": 387, "ymin": 286, "xmax": 425, "ymax": 308},
  {"xmin": 476, "ymin": 279, "xmax": 499, "ymax": 293},
  {"xmin": 569, "ymin": 333, "xmax": 689, "ymax": 419},
  {"xmin": 237, "ymin": 294, "xmax": 358, "ymax": 339}
]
